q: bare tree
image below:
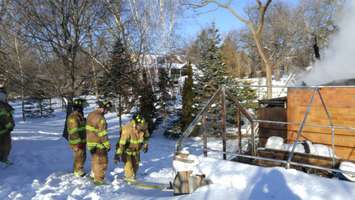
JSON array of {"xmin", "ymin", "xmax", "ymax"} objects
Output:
[{"xmin": 13, "ymin": 0, "xmax": 106, "ymax": 112}]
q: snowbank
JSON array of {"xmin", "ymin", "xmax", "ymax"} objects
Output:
[{"xmin": 179, "ymin": 157, "xmax": 355, "ymax": 200}]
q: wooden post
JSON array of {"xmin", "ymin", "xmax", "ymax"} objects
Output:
[
  {"xmin": 237, "ymin": 109, "xmax": 242, "ymax": 153},
  {"xmin": 251, "ymin": 122, "xmax": 256, "ymax": 156},
  {"xmin": 221, "ymin": 87, "xmax": 227, "ymax": 160},
  {"xmin": 202, "ymin": 114, "xmax": 207, "ymax": 157}
]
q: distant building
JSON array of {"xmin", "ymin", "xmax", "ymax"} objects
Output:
[{"xmin": 140, "ymin": 54, "xmax": 187, "ymax": 86}]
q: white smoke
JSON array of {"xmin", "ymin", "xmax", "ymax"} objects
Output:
[{"xmin": 301, "ymin": 1, "xmax": 355, "ymax": 85}]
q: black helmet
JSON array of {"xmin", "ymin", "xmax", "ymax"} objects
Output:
[
  {"xmin": 73, "ymin": 98, "xmax": 87, "ymax": 109},
  {"xmin": 97, "ymin": 100, "xmax": 113, "ymax": 111},
  {"xmin": 132, "ymin": 113, "xmax": 144, "ymax": 124}
]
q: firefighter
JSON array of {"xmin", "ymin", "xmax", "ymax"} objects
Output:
[
  {"xmin": 114, "ymin": 114, "xmax": 149, "ymax": 182},
  {"xmin": 0, "ymin": 89, "xmax": 15, "ymax": 165},
  {"xmin": 66, "ymin": 98, "xmax": 87, "ymax": 177},
  {"xmin": 86, "ymin": 101, "xmax": 112, "ymax": 185}
]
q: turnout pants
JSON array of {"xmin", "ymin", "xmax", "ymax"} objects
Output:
[
  {"xmin": 91, "ymin": 149, "xmax": 108, "ymax": 182},
  {"xmin": 123, "ymin": 153, "xmax": 140, "ymax": 179},
  {"xmin": 0, "ymin": 133, "xmax": 11, "ymax": 162},
  {"xmin": 71, "ymin": 145, "xmax": 86, "ymax": 174}
]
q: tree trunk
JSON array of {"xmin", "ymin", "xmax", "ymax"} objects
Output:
[
  {"xmin": 253, "ymin": 33, "xmax": 273, "ymax": 98},
  {"xmin": 91, "ymin": 61, "xmax": 99, "ymax": 99},
  {"xmin": 89, "ymin": 31, "xmax": 99, "ymax": 99},
  {"xmin": 14, "ymin": 36, "xmax": 26, "ymax": 121}
]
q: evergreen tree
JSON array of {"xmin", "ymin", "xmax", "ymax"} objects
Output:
[
  {"xmin": 158, "ymin": 67, "xmax": 169, "ymax": 113},
  {"xmin": 181, "ymin": 62, "xmax": 194, "ymax": 131},
  {"xmin": 194, "ymin": 24, "xmax": 257, "ymax": 126},
  {"xmin": 99, "ymin": 37, "xmax": 134, "ymax": 128},
  {"xmin": 139, "ymin": 70, "xmax": 155, "ymax": 133},
  {"xmin": 194, "ymin": 24, "xmax": 226, "ymax": 110}
]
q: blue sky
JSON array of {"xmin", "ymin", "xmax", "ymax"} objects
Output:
[{"xmin": 178, "ymin": 0, "xmax": 300, "ymax": 40}]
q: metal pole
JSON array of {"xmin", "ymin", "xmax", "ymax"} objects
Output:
[
  {"xmin": 331, "ymin": 127, "xmax": 335, "ymax": 164},
  {"xmin": 286, "ymin": 88, "xmax": 317, "ymax": 168},
  {"xmin": 224, "ymin": 88, "xmax": 256, "ymax": 155},
  {"xmin": 225, "ymin": 89, "xmax": 254, "ymax": 122},
  {"xmin": 176, "ymin": 88, "xmax": 222, "ymax": 152},
  {"xmin": 221, "ymin": 86, "xmax": 227, "ymax": 160},
  {"xmin": 317, "ymin": 89, "xmax": 336, "ymax": 167}
]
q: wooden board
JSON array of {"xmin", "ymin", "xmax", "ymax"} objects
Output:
[
  {"xmin": 287, "ymin": 88, "xmax": 355, "ymax": 161},
  {"xmin": 257, "ymin": 107, "xmax": 287, "ymax": 147},
  {"xmin": 257, "ymin": 148, "xmax": 340, "ymax": 176}
]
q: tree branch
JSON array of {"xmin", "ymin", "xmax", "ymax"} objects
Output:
[
  {"xmin": 256, "ymin": 0, "xmax": 272, "ymax": 35},
  {"xmin": 207, "ymin": 0, "xmax": 252, "ymax": 27}
]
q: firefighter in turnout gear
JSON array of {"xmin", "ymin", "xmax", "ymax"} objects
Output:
[
  {"xmin": 0, "ymin": 89, "xmax": 15, "ymax": 165},
  {"xmin": 86, "ymin": 101, "xmax": 112, "ymax": 185},
  {"xmin": 114, "ymin": 114, "xmax": 149, "ymax": 182},
  {"xmin": 66, "ymin": 99, "xmax": 87, "ymax": 177}
]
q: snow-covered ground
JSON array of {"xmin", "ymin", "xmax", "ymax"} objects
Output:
[
  {"xmin": 179, "ymin": 157, "xmax": 355, "ymax": 200},
  {"xmin": 1, "ymin": 98, "xmax": 355, "ymax": 200}
]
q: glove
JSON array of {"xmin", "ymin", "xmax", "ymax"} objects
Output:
[
  {"xmin": 143, "ymin": 144, "xmax": 148, "ymax": 153},
  {"xmin": 114, "ymin": 154, "xmax": 121, "ymax": 164},
  {"xmin": 90, "ymin": 148, "xmax": 96, "ymax": 154},
  {"xmin": 8, "ymin": 123, "xmax": 14, "ymax": 132}
]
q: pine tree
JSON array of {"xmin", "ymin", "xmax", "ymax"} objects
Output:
[
  {"xmin": 194, "ymin": 24, "xmax": 226, "ymax": 109},
  {"xmin": 181, "ymin": 62, "xmax": 194, "ymax": 131},
  {"xmin": 99, "ymin": 37, "xmax": 134, "ymax": 128},
  {"xmin": 139, "ymin": 70, "xmax": 155, "ymax": 133},
  {"xmin": 158, "ymin": 67, "xmax": 169, "ymax": 113},
  {"xmin": 193, "ymin": 24, "xmax": 257, "ymax": 126}
]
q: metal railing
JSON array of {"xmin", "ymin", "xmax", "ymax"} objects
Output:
[
  {"xmin": 206, "ymin": 148, "xmax": 355, "ymax": 177},
  {"xmin": 175, "ymin": 85, "xmax": 355, "ymax": 178},
  {"xmin": 175, "ymin": 85, "xmax": 257, "ymax": 159}
]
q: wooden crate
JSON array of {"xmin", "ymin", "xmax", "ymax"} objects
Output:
[{"xmin": 287, "ymin": 87, "xmax": 355, "ymax": 161}]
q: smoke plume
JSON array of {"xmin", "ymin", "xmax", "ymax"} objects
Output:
[{"xmin": 301, "ymin": 1, "xmax": 355, "ymax": 85}]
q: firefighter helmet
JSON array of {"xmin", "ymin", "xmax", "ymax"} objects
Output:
[
  {"xmin": 97, "ymin": 100, "xmax": 113, "ymax": 111},
  {"xmin": 132, "ymin": 113, "xmax": 144, "ymax": 124},
  {"xmin": 73, "ymin": 98, "xmax": 88, "ymax": 109}
]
